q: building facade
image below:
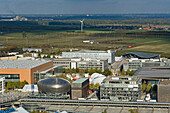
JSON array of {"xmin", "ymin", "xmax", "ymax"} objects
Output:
[
  {"xmin": 62, "ymin": 50, "xmax": 115, "ymax": 64},
  {"xmin": 53, "ymin": 58, "xmax": 108, "ymax": 72},
  {"xmin": 0, "ymin": 77, "xmax": 5, "ymax": 94},
  {"xmin": 100, "ymin": 77, "xmax": 141, "ymax": 101},
  {"xmin": 0, "ymin": 60, "xmax": 54, "ymax": 84},
  {"xmin": 123, "ymin": 58, "xmax": 168, "ymax": 71},
  {"xmin": 53, "ymin": 58, "xmax": 71, "ymax": 69},
  {"xmin": 71, "ymin": 78, "xmax": 89, "ymax": 99}
]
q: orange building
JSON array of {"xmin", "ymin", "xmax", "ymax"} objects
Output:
[{"xmin": 0, "ymin": 60, "xmax": 54, "ymax": 84}]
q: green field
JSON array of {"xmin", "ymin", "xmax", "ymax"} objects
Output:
[{"xmin": 0, "ymin": 30, "xmax": 170, "ymax": 57}]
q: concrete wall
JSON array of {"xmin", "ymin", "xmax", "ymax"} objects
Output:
[{"xmin": 0, "ymin": 56, "xmax": 17, "ymax": 60}]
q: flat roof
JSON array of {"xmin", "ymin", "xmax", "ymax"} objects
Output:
[
  {"xmin": 0, "ymin": 60, "xmax": 52, "ymax": 69},
  {"xmin": 137, "ymin": 66, "xmax": 170, "ymax": 78},
  {"xmin": 77, "ymin": 50, "xmax": 107, "ymax": 53},
  {"xmin": 73, "ymin": 78, "xmax": 88, "ymax": 84}
]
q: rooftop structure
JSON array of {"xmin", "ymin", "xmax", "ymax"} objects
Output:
[
  {"xmin": 123, "ymin": 52, "xmax": 159, "ymax": 59},
  {"xmin": 62, "ymin": 50, "xmax": 115, "ymax": 64}
]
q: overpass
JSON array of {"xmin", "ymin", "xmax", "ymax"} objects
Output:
[{"xmin": 20, "ymin": 98, "xmax": 170, "ymax": 108}]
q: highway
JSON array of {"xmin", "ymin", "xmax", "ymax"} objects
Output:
[{"xmin": 20, "ymin": 98, "xmax": 170, "ymax": 108}]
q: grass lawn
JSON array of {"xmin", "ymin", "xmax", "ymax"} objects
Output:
[{"xmin": 0, "ymin": 30, "xmax": 170, "ymax": 57}]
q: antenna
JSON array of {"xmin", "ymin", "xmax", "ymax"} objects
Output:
[{"xmin": 80, "ymin": 19, "xmax": 84, "ymax": 32}]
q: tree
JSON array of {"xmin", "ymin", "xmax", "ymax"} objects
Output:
[
  {"xmin": 7, "ymin": 81, "xmax": 12, "ymax": 89},
  {"xmin": 94, "ymin": 68, "xmax": 98, "ymax": 73},
  {"xmin": 128, "ymin": 109, "xmax": 139, "ymax": 113},
  {"xmin": 89, "ymin": 68, "xmax": 95, "ymax": 75},
  {"xmin": 121, "ymin": 69, "xmax": 126, "ymax": 75},
  {"xmin": 43, "ymin": 55, "xmax": 46, "ymax": 58},
  {"xmin": 89, "ymin": 83, "xmax": 94, "ymax": 89},
  {"xmin": 79, "ymin": 69, "xmax": 84, "ymax": 76},
  {"xmin": 65, "ymin": 68, "xmax": 70, "ymax": 74},
  {"xmin": 85, "ymin": 68, "xmax": 89, "ymax": 73},
  {"xmin": 126, "ymin": 69, "xmax": 130, "ymax": 75},
  {"xmin": 129, "ymin": 70, "xmax": 135, "ymax": 76},
  {"xmin": 38, "ymin": 52, "xmax": 41, "ymax": 58},
  {"xmin": 94, "ymin": 83, "xmax": 100, "ymax": 89},
  {"xmin": 23, "ymin": 80, "xmax": 28, "ymax": 84},
  {"xmin": 76, "ymin": 68, "xmax": 79, "ymax": 73},
  {"xmin": 63, "ymin": 68, "xmax": 66, "ymax": 73},
  {"xmin": 97, "ymin": 69, "xmax": 102, "ymax": 74},
  {"xmin": 142, "ymin": 82, "xmax": 146, "ymax": 92},
  {"xmin": 47, "ymin": 53, "xmax": 51, "ymax": 58},
  {"xmin": 22, "ymin": 31, "xmax": 26, "ymax": 38},
  {"xmin": 53, "ymin": 55, "xmax": 56, "ymax": 58},
  {"xmin": 152, "ymin": 84, "xmax": 157, "ymax": 94},
  {"xmin": 103, "ymin": 69, "xmax": 112, "ymax": 76},
  {"xmin": 146, "ymin": 83, "xmax": 152, "ymax": 93},
  {"xmin": 72, "ymin": 68, "xmax": 76, "ymax": 73},
  {"xmin": 102, "ymin": 109, "xmax": 107, "ymax": 113},
  {"xmin": 20, "ymin": 82, "xmax": 26, "ymax": 89}
]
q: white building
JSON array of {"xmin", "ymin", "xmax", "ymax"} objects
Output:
[
  {"xmin": 62, "ymin": 50, "xmax": 115, "ymax": 64},
  {"xmin": 0, "ymin": 77, "xmax": 5, "ymax": 94},
  {"xmin": 22, "ymin": 85, "xmax": 38, "ymax": 93},
  {"xmin": 53, "ymin": 58, "xmax": 108, "ymax": 72},
  {"xmin": 23, "ymin": 48, "xmax": 42, "ymax": 52}
]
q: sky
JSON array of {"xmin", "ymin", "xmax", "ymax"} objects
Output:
[{"xmin": 0, "ymin": 0, "xmax": 170, "ymax": 14}]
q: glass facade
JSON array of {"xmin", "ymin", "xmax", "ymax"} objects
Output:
[
  {"xmin": 0, "ymin": 77, "xmax": 5, "ymax": 94},
  {"xmin": 34, "ymin": 66, "xmax": 63, "ymax": 84},
  {"xmin": 100, "ymin": 77, "xmax": 141, "ymax": 101},
  {"xmin": 0, "ymin": 74, "xmax": 20, "ymax": 82}
]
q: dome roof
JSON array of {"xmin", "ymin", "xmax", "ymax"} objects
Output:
[{"xmin": 37, "ymin": 78, "xmax": 71, "ymax": 94}]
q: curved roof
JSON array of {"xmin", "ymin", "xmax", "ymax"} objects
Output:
[
  {"xmin": 123, "ymin": 52, "xmax": 159, "ymax": 59},
  {"xmin": 37, "ymin": 78, "xmax": 71, "ymax": 94},
  {"xmin": 90, "ymin": 73, "xmax": 106, "ymax": 85}
]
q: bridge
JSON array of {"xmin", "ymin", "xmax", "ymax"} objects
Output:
[{"xmin": 20, "ymin": 98, "xmax": 170, "ymax": 108}]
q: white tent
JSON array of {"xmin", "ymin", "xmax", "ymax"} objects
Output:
[
  {"xmin": 22, "ymin": 85, "xmax": 38, "ymax": 92},
  {"xmin": 90, "ymin": 73, "xmax": 106, "ymax": 85}
]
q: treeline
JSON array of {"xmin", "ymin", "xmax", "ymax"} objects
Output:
[
  {"xmin": 63, "ymin": 68, "xmax": 112, "ymax": 76},
  {"xmin": 142, "ymin": 81, "xmax": 157, "ymax": 94},
  {"xmin": 6, "ymin": 80, "xmax": 28, "ymax": 89},
  {"xmin": 121, "ymin": 69, "xmax": 135, "ymax": 76},
  {"xmin": 44, "ymin": 19, "xmax": 170, "ymax": 26}
]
